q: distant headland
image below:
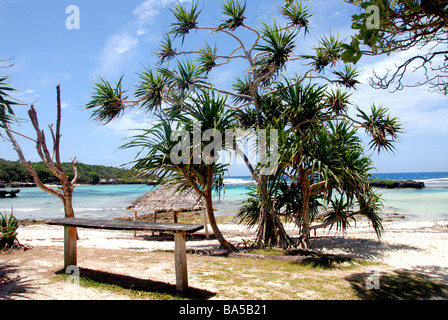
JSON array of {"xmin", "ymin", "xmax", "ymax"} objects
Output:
[{"xmin": 0, "ymin": 158, "xmax": 155, "ymax": 187}]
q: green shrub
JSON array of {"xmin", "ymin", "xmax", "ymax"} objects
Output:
[{"xmin": 0, "ymin": 209, "xmax": 20, "ymax": 250}]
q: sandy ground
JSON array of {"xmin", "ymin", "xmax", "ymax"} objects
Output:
[{"xmin": 1, "ymin": 219, "xmax": 448, "ymax": 300}]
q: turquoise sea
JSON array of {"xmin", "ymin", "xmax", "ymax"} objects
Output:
[{"xmin": 1, "ymin": 172, "xmax": 448, "ymax": 223}]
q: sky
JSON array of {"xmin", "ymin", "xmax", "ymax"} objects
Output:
[{"xmin": 0, "ymin": 0, "xmax": 447, "ymax": 176}]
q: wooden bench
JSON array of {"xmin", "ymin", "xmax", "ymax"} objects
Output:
[{"xmin": 46, "ymin": 218, "xmax": 203, "ymax": 292}]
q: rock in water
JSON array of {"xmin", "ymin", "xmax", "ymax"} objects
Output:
[
  {"xmin": 0, "ymin": 189, "xmax": 21, "ymax": 198},
  {"xmin": 368, "ymin": 180, "xmax": 425, "ymax": 189}
]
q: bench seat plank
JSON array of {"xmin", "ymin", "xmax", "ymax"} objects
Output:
[{"xmin": 46, "ymin": 218, "xmax": 204, "ymax": 233}]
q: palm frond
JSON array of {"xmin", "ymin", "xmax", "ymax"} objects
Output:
[
  {"xmin": 231, "ymin": 75, "xmax": 253, "ymax": 104},
  {"xmin": 332, "ymin": 65, "xmax": 360, "ymax": 89},
  {"xmin": 135, "ymin": 68, "xmax": 168, "ymax": 113},
  {"xmin": 158, "ymin": 60, "xmax": 209, "ymax": 97},
  {"xmin": 278, "ymin": 81, "xmax": 327, "ymax": 129},
  {"xmin": 279, "ymin": 0, "xmax": 312, "ymax": 34},
  {"xmin": 168, "ymin": 0, "xmax": 201, "ymax": 44},
  {"xmin": 255, "ymin": 19, "xmax": 297, "ymax": 81},
  {"xmin": 0, "ymin": 75, "xmax": 18, "ymax": 128},
  {"xmin": 216, "ymin": 0, "xmax": 246, "ymax": 31},
  {"xmin": 198, "ymin": 42, "xmax": 218, "ymax": 73},
  {"xmin": 86, "ymin": 76, "xmax": 128, "ymax": 124},
  {"xmin": 156, "ymin": 36, "xmax": 177, "ymax": 64},
  {"xmin": 356, "ymin": 104, "xmax": 402, "ymax": 153},
  {"xmin": 302, "ymin": 33, "xmax": 343, "ymax": 72},
  {"xmin": 324, "ymin": 88, "xmax": 352, "ymax": 114}
]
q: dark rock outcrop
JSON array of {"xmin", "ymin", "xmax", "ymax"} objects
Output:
[
  {"xmin": 0, "ymin": 189, "xmax": 21, "ymax": 198},
  {"xmin": 369, "ymin": 179, "xmax": 425, "ymax": 189}
]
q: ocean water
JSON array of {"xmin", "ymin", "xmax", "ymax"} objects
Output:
[
  {"xmin": 1, "ymin": 172, "xmax": 447, "ymax": 222},
  {"xmin": 369, "ymin": 172, "xmax": 448, "ymax": 222}
]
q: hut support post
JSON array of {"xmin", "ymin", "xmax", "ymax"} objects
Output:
[
  {"xmin": 64, "ymin": 226, "xmax": 77, "ymax": 269},
  {"xmin": 152, "ymin": 211, "xmax": 157, "ymax": 236},
  {"xmin": 173, "ymin": 210, "xmax": 180, "ymax": 223},
  {"xmin": 133, "ymin": 210, "xmax": 137, "ymax": 237},
  {"xmin": 202, "ymin": 208, "xmax": 209, "ymax": 240},
  {"xmin": 174, "ymin": 231, "xmax": 188, "ymax": 292}
]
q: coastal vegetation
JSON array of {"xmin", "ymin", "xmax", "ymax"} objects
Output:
[
  {"xmin": 86, "ymin": 0, "xmax": 400, "ymax": 250},
  {"xmin": 342, "ymin": 0, "xmax": 448, "ymax": 94},
  {"xmin": 0, "ymin": 209, "xmax": 20, "ymax": 250},
  {"xmin": 0, "ymin": 158, "xmax": 142, "ymax": 185}
]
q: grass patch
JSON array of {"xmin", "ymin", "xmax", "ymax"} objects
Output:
[
  {"xmin": 52, "ymin": 251, "xmax": 448, "ymax": 300},
  {"xmin": 193, "ymin": 254, "xmax": 447, "ymax": 300},
  {"xmin": 193, "ymin": 255, "xmax": 363, "ymax": 299}
]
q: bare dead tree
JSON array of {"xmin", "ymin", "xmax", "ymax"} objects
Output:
[{"xmin": 4, "ymin": 85, "xmax": 79, "ymax": 218}]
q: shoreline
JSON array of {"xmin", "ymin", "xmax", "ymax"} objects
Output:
[
  {"xmin": 1, "ymin": 218, "xmax": 447, "ymax": 299},
  {"xmin": 1, "ymin": 178, "xmax": 429, "ymax": 189},
  {"xmin": 13, "ymin": 219, "xmax": 448, "ymax": 273}
]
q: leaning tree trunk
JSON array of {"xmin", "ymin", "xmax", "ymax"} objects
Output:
[
  {"xmin": 204, "ymin": 195, "xmax": 236, "ymax": 252},
  {"xmin": 204, "ymin": 164, "xmax": 236, "ymax": 252}
]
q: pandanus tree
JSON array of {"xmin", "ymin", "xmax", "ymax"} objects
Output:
[
  {"xmin": 120, "ymin": 92, "xmax": 237, "ymax": 251},
  {"xmin": 86, "ymin": 0, "xmax": 401, "ymax": 250},
  {"xmin": 238, "ymin": 82, "xmax": 398, "ymax": 249},
  {"xmin": 0, "ymin": 61, "xmax": 18, "ymax": 131}
]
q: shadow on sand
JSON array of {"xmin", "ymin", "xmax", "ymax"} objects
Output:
[
  {"xmin": 0, "ymin": 262, "xmax": 35, "ymax": 300},
  {"xmin": 308, "ymin": 235, "xmax": 421, "ymax": 261},
  {"xmin": 55, "ymin": 267, "xmax": 216, "ymax": 300},
  {"xmin": 345, "ymin": 268, "xmax": 448, "ymax": 299}
]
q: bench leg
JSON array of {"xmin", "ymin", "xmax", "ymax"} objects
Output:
[
  {"xmin": 174, "ymin": 232, "xmax": 188, "ymax": 292},
  {"xmin": 64, "ymin": 226, "xmax": 77, "ymax": 269},
  {"xmin": 202, "ymin": 208, "xmax": 209, "ymax": 240}
]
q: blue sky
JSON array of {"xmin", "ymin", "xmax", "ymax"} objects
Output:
[{"xmin": 1, "ymin": 0, "xmax": 447, "ymax": 175}]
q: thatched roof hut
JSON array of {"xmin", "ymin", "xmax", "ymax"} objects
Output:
[
  {"xmin": 127, "ymin": 183, "xmax": 210, "ymax": 238},
  {"xmin": 127, "ymin": 183, "xmax": 206, "ymax": 214}
]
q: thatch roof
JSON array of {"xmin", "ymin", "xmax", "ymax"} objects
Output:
[{"xmin": 127, "ymin": 183, "xmax": 206, "ymax": 213}]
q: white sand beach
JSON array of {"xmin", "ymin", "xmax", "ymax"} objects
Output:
[{"xmin": 1, "ymin": 219, "xmax": 447, "ymax": 300}]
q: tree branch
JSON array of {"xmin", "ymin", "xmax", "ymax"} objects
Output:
[
  {"xmin": 55, "ymin": 84, "xmax": 62, "ymax": 170},
  {"xmin": 4, "ymin": 123, "xmax": 65, "ymax": 200},
  {"xmin": 309, "ymin": 211, "xmax": 358, "ymax": 230}
]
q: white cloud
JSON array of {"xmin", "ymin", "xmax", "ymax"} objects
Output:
[
  {"xmin": 95, "ymin": 31, "xmax": 139, "ymax": 77},
  {"xmin": 12, "ymin": 88, "xmax": 39, "ymax": 104},
  {"xmin": 351, "ymin": 77, "xmax": 448, "ymax": 137},
  {"xmin": 349, "ymin": 39, "xmax": 448, "ymax": 138},
  {"xmin": 92, "ymin": 112, "xmax": 155, "ymax": 138},
  {"xmin": 94, "ymin": 0, "xmax": 192, "ymax": 77},
  {"xmin": 132, "ymin": 0, "xmax": 191, "ymax": 35}
]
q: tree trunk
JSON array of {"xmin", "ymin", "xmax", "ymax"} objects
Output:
[
  {"xmin": 298, "ymin": 170, "xmax": 312, "ymax": 249},
  {"xmin": 256, "ymin": 176, "xmax": 295, "ymax": 249},
  {"xmin": 204, "ymin": 195, "xmax": 235, "ymax": 252},
  {"xmin": 62, "ymin": 185, "xmax": 75, "ymax": 218},
  {"xmin": 205, "ymin": 164, "xmax": 236, "ymax": 252},
  {"xmin": 297, "ymin": 195, "xmax": 311, "ymax": 249},
  {"xmin": 4, "ymin": 85, "xmax": 79, "ymax": 227},
  {"xmin": 234, "ymin": 142, "xmax": 294, "ymax": 249},
  {"xmin": 256, "ymin": 194, "xmax": 295, "ymax": 249}
]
